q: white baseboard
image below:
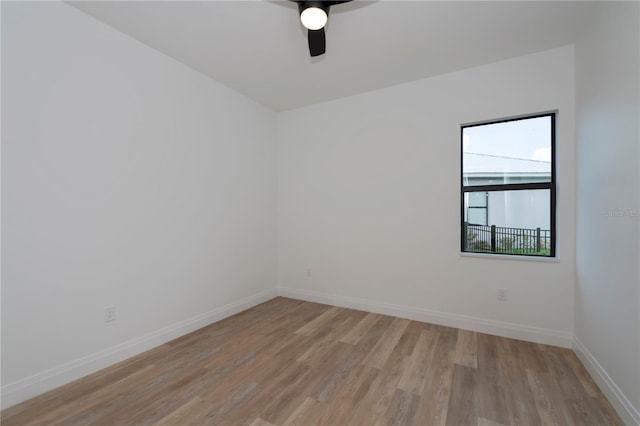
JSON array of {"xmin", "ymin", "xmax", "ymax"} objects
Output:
[
  {"xmin": 277, "ymin": 286, "xmax": 573, "ymax": 348},
  {"xmin": 573, "ymin": 337, "xmax": 640, "ymax": 426},
  {"xmin": 1, "ymin": 288, "xmax": 278, "ymax": 410}
]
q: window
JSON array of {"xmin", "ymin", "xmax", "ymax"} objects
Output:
[{"xmin": 461, "ymin": 113, "xmax": 556, "ymax": 257}]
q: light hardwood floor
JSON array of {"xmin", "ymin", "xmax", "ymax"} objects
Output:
[{"xmin": 2, "ymin": 297, "xmax": 622, "ymax": 425}]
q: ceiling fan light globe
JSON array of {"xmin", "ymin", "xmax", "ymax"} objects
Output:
[{"xmin": 300, "ymin": 7, "xmax": 327, "ymax": 30}]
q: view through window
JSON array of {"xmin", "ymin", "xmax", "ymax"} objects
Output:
[{"xmin": 461, "ymin": 113, "xmax": 556, "ymax": 257}]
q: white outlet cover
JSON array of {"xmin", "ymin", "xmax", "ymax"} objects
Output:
[
  {"xmin": 497, "ymin": 289, "xmax": 508, "ymax": 301},
  {"xmin": 104, "ymin": 306, "xmax": 116, "ymax": 322}
]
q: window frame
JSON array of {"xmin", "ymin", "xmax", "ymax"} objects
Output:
[{"xmin": 460, "ymin": 112, "xmax": 557, "ymax": 257}]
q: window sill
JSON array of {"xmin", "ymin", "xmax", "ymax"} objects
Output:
[{"xmin": 459, "ymin": 252, "xmax": 560, "ymax": 263}]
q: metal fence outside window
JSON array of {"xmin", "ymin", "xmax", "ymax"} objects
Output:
[{"xmin": 464, "ymin": 222, "xmax": 551, "ymax": 255}]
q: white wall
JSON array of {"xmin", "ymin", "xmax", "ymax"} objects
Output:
[
  {"xmin": 278, "ymin": 46, "xmax": 576, "ymax": 345},
  {"xmin": 575, "ymin": 2, "xmax": 640, "ymax": 423},
  {"xmin": 1, "ymin": 1, "xmax": 276, "ymax": 407}
]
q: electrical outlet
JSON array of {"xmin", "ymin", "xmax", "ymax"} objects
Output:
[
  {"xmin": 306, "ymin": 268, "xmax": 312, "ymax": 277},
  {"xmin": 104, "ymin": 306, "xmax": 116, "ymax": 322},
  {"xmin": 497, "ymin": 289, "xmax": 508, "ymax": 302}
]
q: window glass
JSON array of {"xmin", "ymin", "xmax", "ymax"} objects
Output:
[
  {"xmin": 463, "ymin": 189, "xmax": 551, "ymax": 256},
  {"xmin": 463, "ymin": 116, "xmax": 552, "ymax": 186}
]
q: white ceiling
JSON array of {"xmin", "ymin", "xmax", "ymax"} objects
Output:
[{"xmin": 68, "ymin": 1, "xmax": 595, "ymax": 111}]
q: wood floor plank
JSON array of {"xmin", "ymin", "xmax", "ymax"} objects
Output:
[
  {"xmin": 349, "ymin": 362, "xmax": 408, "ymax": 426},
  {"xmin": 543, "ymin": 349, "xmax": 612, "ymax": 426},
  {"xmin": 397, "ymin": 329, "xmax": 437, "ymax": 395},
  {"xmin": 316, "ymin": 364, "xmax": 380, "ymax": 425},
  {"xmin": 268, "ymin": 342, "xmax": 355, "ymax": 424},
  {"xmin": 212, "ymin": 362, "xmax": 311, "ymax": 426},
  {"xmin": 0, "ymin": 394, "xmax": 63, "ymax": 425},
  {"xmin": 309, "ymin": 341, "xmax": 367, "ymax": 402},
  {"xmin": 476, "ymin": 333, "xmax": 510, "ymax": 425},
  {"xmin": 264, "ymin": 301, "xmax": 330, "ymax": 336},
  {"xmin": 362, "ymin": 317, "xmax": 410, "ymax": 369},
  {"xmin": 445, "ymin": 364, "xmax": 477, "ymax": 426},
  {"xmin": 154, "ymin": 397, "xmax": 215, "ymax": 426},
  {"xmin": 380, "ymin": 389, "xmax": 421, "ymax": 426},
  {"xmin": 319, "ymin": 363, "xmax": 380, "ymax": 425},
  {"xmin": 496, "ymin": 337, "xmax": 543, "ymax": 426},
  {"xmin": 454, "ymin": 329, "xmax": 478, "ymax": 368},
  {"xmin": 350, "ymin": 320, "xmax": 417, "ymax": 425},
  {"xmin": 259, "ymin": 360, "xmax": 329, "ymax": 425},
  {"xmin": 296, "ymin": 309, "xmax": 362, "ymax": 365},
  {"xmin": 1, "ymin": 344, "xmax": 174, "ymax": 424},
  {"xmin": 282, "ymin": 396, "xmax": 327, "ymax": 426},
  {"xmin": 413, "ymin": 326, "xmax": 458, "ymax": 426},
  {"xmin": 476, "ymin": 417, "xmax": 508, "ymax": 426},
  {"xmin": 194, "ymin": 380, "xmax": 262, "ymax": 426},
  {"xmin": 248, "ymin": 418, "xmax": 277, "ymax": 426},
  {"xmin": 517, "ymin": 340, "xmax": 549, "ymax": 373},
  {"xmin": 525, "ymin": 368, "xmax": 568, "ymax": 426},
  {"xmin": 391, "ymin": 320, "xmax": 423, "ymax": 359},
  {"xmin": 561, "ymin": 349, "xmax": 603, "ymax": 398},
  {"xmin": 1, "ymin": 297, "xmax": 623, "ymax": 426},
  {"xmin": 347, "ymin": 314, "xmax": 395, "ymax": 361},
  {"xmin": 92, "ymin": 366, "xmax": 210, "ymax": 425},
  {"xmin": 294, "ymin": 305, "xmax": 341, "ymax": 336},
  {"xmin": 340, "ymin": 311, "xmax": 382, "ymax": 345},
  {"xmin": 5, "ymin": 364, "xmax": 160, "ymax": 426}
]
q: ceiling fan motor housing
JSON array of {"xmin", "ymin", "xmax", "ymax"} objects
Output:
[{"xmin": 297, "ymin": 1, "xmax": 331, "ymax": 17}]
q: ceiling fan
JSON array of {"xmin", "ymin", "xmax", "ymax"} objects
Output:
[{"xmin": 289, "ymin": 0, "xmax": 353, "ymax": 57}]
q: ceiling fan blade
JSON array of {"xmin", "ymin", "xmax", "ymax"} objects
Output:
[{"xmin": 308, "ymin": 28, "xmax": 326, "ymax": 57}]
